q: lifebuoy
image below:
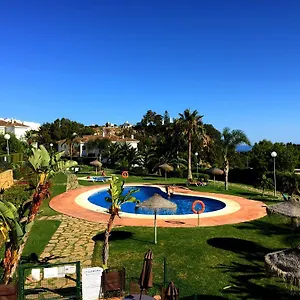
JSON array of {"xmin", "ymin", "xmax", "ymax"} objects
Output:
[
  {"xmin": 122, "ymin": 171, "xmax": 129, "ymax": 178},
  {"xmin": 192, "ymin": 200, "xmax": 205, "ymax": 214}
]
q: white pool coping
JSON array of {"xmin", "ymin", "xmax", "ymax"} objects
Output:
[{"xmin": 75, "ymin": 184, "xmax": 241, "ymax": 220}]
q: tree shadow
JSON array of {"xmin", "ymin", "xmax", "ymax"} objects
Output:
[
  {"xmin": 223, "ymin": 272, "xmax": 300, "ymax": 299},
  {"xmin": 21, "ymin": 253, "xmax": 66, "ymax": 264},
  {"xmin": 235, "ymin": 219, "xmax": 298, "ymax": 236},
  {"xmin": 207, "ymin": 237, "xmax": 272, "ymax": 261},
  {"xmin": 207, "ymin": 237, "xmax": 300, "ymax": 299},
  {"xmin": 92, "ymin": 230, "xmax": 133, "ymax": 242}
]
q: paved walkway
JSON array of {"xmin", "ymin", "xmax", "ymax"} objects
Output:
[
  {"xmin": 39, "ymin": 215, "xmax": 106, "ymax": 266},
  {"xmin": 49, "ymin": 184, "xmax": 267, "ymax": 227}
]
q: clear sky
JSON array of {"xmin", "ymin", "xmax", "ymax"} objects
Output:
[{"xmin": 0, "ymin": 0, "xmax": 300, "ymax": 144}]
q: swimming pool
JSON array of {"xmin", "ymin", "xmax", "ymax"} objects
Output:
[{"xmin": 88, "ymin": 185, "xmax": 226, "ymax": 215}]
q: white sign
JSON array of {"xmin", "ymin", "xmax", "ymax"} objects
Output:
[
  {"xmin": 44, "ymin": 267, "xmax": 59, "ymax": 279},
  {"xmin": 31, "ymin": 269, "xmax": 41, "ymax": 281},
  {"xmin": 82, "ymin": 267, "xmax": 103, "ymax": 300},
  {"xmin": 65, "ymin": 265, "xmax": 76, "ymax": 274}
]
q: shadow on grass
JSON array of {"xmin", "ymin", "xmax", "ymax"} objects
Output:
[
  {"xmin": 93, "ymin": 230, "xmax": 133, "ymax": 242},
  {"xmin": 207, "ymin": 237, "xmax": 271, "ymax": 260},
  {"xmin": 208, "ymin": 238, "xmax": 300, "ymax": 299},
  {"xmin": 235, "ymin": 219, "xmax": 300, "ymax": 247}
]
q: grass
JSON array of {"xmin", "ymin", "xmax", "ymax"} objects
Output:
[
  {"xmin": 22, "ymin": 220, "xmax": 61, "ymax": 258},
  {"xmin": 92, "ymin": 215, "xmax": 300, "ymax": 299},
  {"xmin": 13, "ymin": 171, "xmax": 295, "ymax": 298},
  {"xmin": 39, "ymin": 172, "xmax": 67, "ymax": 217},
  {"xmin": 89, "ymin": 179, "xmax": 298, "ymax": 299}
]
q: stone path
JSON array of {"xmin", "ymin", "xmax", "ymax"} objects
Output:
[{"xmin": 39, "ymin": 215, "xmax": 106, "ymax": 267}]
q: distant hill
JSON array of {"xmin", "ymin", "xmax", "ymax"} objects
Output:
[{"xmin": 236, "ymin": 144, "xmax": 252, "ymax": 152}]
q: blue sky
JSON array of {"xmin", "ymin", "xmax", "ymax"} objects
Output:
[{"xmin": 0, "ymin": 0, "xmax": 300, "ymax": 144}]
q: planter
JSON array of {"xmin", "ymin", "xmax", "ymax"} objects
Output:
[
  {"xmin": 0, "ymin": 283, "xmax": 17, "ymax": 300},
  {"xmin": 102, "ymin": 267, "xmax": 125, "ymax": 298}
]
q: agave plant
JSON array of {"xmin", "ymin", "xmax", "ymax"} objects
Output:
[
  {"xmin": 1, "ymin": 145, "xmax": 77, "ymax": 283},
  {"xmin": 102, "ymin": 176, "xmax": 139, "ymax": 268}
]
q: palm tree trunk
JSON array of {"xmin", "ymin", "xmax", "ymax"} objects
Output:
[
  {"xmin": 188, "ymin": 132, "xmax": 192, "ymax": 180},
  {"xmin": 224, "ymin": 158, "xmax": 229, "ymax": 190},
  {"xmin": 102, "ymin": 213, "xmax": 116, "ymax": 268}
]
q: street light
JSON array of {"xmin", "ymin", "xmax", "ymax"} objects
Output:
[
  {"xmin": 4, "ymin": 134, "xmax": 10, "ymax": 157},
  {"xmin": 271, "ymin": 151, "xmax": 277, "ymax": 197},
  {"xmin": 195, "ymin": 152, "xmax": 199, "ymax": 180},
  {"xmin": 70, "ymin": 133, "xmax": 77, "ymax": 161}
]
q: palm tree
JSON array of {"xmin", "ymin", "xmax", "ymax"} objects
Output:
[
  {"xmin": 178, "ymin": 109, "xmax": 204, "ymax": 180},
  {"xmin": 102, "ymin": 176, "xmax": 139, "ymax": 268},
  {"xmin": 87, "ymin": 137, "xmax": 110, "ymax": 161},
  {"xmin": 103, "ymin": 143, "xmax": 121, "ymax": 167},
  {"xmin": 1, "ymin": 145, "xmax": 77, "ymax": 283},
  {"xmin": 222, "ymin": 127, "xmax": 250, "ymax": 190}
]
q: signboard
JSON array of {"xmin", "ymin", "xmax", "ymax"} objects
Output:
[{"xmin": 82, "ymin": 267, "xmax": 103, "ymax": 300}]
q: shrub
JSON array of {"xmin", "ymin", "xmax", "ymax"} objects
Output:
[
  {"xmin": 197, "ymin": 173, "xmax": 210, "ymax": 182},
  {"xmin": 269, "ymin": 172, "xmax": 300, "ymax": 195},
  {"xmin": 1, "ymin": 184, "xmax": 34, "ymax": 208},
  {"xmin": 130, "ymin": 167, "xmax": 149, "ymax": 176}
]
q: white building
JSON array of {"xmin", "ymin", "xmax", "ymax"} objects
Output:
[
  {"xmin": 57, "ymin": 134, "xmax": 139, "ymax": 157},
  {"xmin": 0, "ymin": 119, "xmax": 31, "ymax": 141}
]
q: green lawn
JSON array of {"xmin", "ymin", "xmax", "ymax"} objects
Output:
[
  {"xmin": 92, "ymin": 215, "xmax": 300, "ymax": 299},
  {"xmin": 20, "ymin": 172, "xmax": 298, "ymax": 298},
  {"xmin": 23, "ymin": 220, "xmax": 61, "ymax": 258}
]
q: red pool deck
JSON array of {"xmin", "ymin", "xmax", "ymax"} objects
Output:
[{"xmin": 49, "ymin": 184, "xmax": 267, "ymax": 227}]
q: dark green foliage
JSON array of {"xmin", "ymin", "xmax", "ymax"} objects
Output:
[
  {"xmin": 36, "ymin": 118, "xmax": 94, "ymax": 146},
  {"xmin": 271, "ymin": 172, "xmax": 300, "ymax": 195},
  {"xmin": 197, "ymin": 173, "xmax": 210, "ymax": 182},
  {"xmin": 250, "ymin": 140, "xmax": 300, "ymax": 173},
  {"xmin": 1, "ymin": 184, "xmax": 34, "ymax": 209},
  {"xmin": 0, "ymin": 134, "xmax": 26, "ymax": 154}
]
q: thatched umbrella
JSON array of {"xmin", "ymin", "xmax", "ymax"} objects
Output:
[
  {"xmin": 136, "ymin": 194, "xmax": 177, "ymax": 244},
  {"xmin": 265, "ymin": 246, "xmax": 300, "ymax": 286},
  {"xmin": 159, "ymin": 163, "xmax": 174, "ymax": 180},
  {"xmin": 206, "ymin": 167, "xmax": 224, "ymax": 186},
  {"xmin": 138, "ymin": 250, "xmax": 153, "ymax": 300},
  {"xmin": 267, "ymin": 200, "xmax": 300, "ymax": 227},
  {"xmin": 90, "ymin": 159, "xmax": 102, "ymax": 175},
  {"xmin": 165, "ymin": 282, "xmax": 179, "ymax": 300}
]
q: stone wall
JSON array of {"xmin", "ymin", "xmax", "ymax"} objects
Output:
[
  {"xmin": 0, "ymin": 169, "xmax": 14, "ymax": 190},
  {"xmin": 66, "ymin": 174, "xmax": 79, "ymax": 191}
]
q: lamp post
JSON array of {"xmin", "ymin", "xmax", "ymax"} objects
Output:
[
  {"xmin": 271, "ymin": 151, "xmax": 277, "ymax": 197},
  {"xmin": 4, "ymin": 134, "xmax": 10, "ymax": 160},
  {"xmin": 195, "ymin": 152, "xmax": 199, "ymax": 180},
  {"xmin": 70, "ymin": 133, "xmax": 77, "ymax": 161}
]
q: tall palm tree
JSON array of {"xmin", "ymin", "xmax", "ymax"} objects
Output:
[
  {"xmin": 102, "ymin": 176, "xmax": 139, "ymax": 268},
  {"xmin": 222, "ymin": 127, "xmax": 251, "ymax": 190},
  {"xmin": 178, "ymin": 109, "xmax": 204, "ymax": 180}
]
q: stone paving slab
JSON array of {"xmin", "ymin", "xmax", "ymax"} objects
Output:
[{"xmin": 39, "ymin": 215, "xmax": 106, "ymax": 267}]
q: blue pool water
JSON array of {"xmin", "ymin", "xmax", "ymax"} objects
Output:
[{"xmin": 88, "ymin": 186, "xmax": 226, "ymax": 215}]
